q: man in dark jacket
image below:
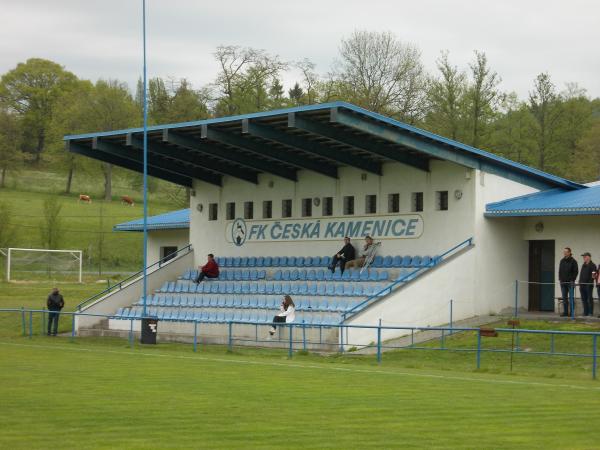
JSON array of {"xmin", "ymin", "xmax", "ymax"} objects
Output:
[
  {"xmin": 328, "ymin": 237, "xmax": 356, "ymax": 274},
  {"xmin": 579, "ymin": 252, "xmax": 597, "ymax": 317},
  {"xmin": 558, "ymin": 247, "xmax": 579, "ymax": 317},
  {"xmin": 194, "ymin": 253, "xmax": 220, "ymax": 283},
  {"xmin": 46, "ymin": 287, "xmax": 64, "ymax": 336}
]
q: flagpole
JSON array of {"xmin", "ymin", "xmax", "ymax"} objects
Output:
[{"xmin": 142, "ymin": 0, "xmax": 149, "ymax": 318}]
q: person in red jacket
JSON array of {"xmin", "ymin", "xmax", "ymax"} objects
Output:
[{"xmin": 194, "ymin": 253, "xmax": 220, "ymax": 283}]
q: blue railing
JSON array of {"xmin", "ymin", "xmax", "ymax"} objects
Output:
[
  {"xmin": 75, "ymin": 244, "xmax": 193, "ymax": 311},
  {"xmin": 1, "ymin": 307, "xmax": 598, "ymax": 379},
  {"xmin": 341, "ymin": 237, "xmax": 474, "ymax": 321}
]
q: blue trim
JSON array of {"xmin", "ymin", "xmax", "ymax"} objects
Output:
[{"xmin": 114, "ymin": 208, "xmax": 190, "ymax": 232}]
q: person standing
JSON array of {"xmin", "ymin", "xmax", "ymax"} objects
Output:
[
  {"xmin": 194, "ymin": 253, "xmax": 220, "ymax": 283},
  {"xmin": 579, "ymin": 252, "xmax": 596, "ymax": 317},
  {"xmin": 328, "ymin": 236, "xmax": 355, "ymax": 274},
  {"xmin": 46, "ymin": 287, "xmax": 64, "ymax": 336},
  {"xmin": 558, "ymin": 247, "xmax": 579, "ymax": 317},
  {"xmin": 269, "ymin": 295, "xmax": 295, "ymax": 336}
]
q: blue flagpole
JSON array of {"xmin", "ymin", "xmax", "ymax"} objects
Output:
[{"xmin": 142, "ymin": 0, "xmax": 148, "ymax": 317}]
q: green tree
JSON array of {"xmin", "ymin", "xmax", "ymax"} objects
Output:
[
  {"xmin": 167, "ymin": 79, "xmax": 210, "ymax": 122},
  {"xmin": 288, "ymin": 82, "xmax": 305, "ymax": 106},
  {"xmin": 0, "ymin": 58, "xmax": 77, "ymax": 163},
  {"xmin": 39, "ymin": 197, "xmax": 63, "ymax": 249},
  {"xmin": 570, "ymin": 119, "xmax": 600, "ymax": 182},
  {"xmin": 0, "ymin": 108, "xmax": 22, "ymax": 187}
]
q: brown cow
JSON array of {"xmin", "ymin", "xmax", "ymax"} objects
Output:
[
  {"xmin": 121, "ymin": 195, "xmax": 135, "ymax": 206},
  {"xmin": 79, "ymin": 194, "xmax": 92, "ymax": 203}
]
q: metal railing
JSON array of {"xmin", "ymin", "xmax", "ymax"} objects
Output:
[
  {"xmin": 75, "ymin": 244, "xmax": 193, "ymax": 311},
  {"xmin": 342, "ymin": 237, "xmax": 474, "ymax": 321},
  {"xmin": 2, "ymin": 307, "xmax": 598, "ymax": 379}
]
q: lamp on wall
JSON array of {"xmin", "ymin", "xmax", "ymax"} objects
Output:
[
  {"xmin": 454, "ymin": 189, "xmax": 463, "ymax": 200},
  {"xmin": 196, "ymin": 203, "xmax": 203, "ymax": 212},
  {"xmin": 268, "ymin": 180, "xmax": 274, "ymax": 188},
  {"xmin": 313, "ymin": 197, "xmax": 321, "ymax": 207},
  {"xmin": 535, "ymin": 222, "xmax": 544, "ymax": 233}
]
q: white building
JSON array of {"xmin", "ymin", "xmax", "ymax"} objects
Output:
[{"xmin": 65, "ymin": 102, "xmax": 599, "ymax": 346}]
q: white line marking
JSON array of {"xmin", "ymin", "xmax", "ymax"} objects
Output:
[{"xmin": 1, "ymin": 340, "xmax": 599, "ymax": 392}]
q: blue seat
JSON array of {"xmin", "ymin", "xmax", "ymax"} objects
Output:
[
  {"xmin": 296, "ymin": 257, "xmax": 305, "ymax": 267},
  {"xmin": 256, "ymin": 296, "xmax": 267, "ymax": 308},
  {"xmin": 240, "ymin": 257, "xmax": 249, "ymax": 267},
  {"xmin": 249, "ymin": 270, "xmax": 257, "ymax": 281},
  {"xmin": 392, "ymin": 256, "xmax": 402, "ymax": 268},
  {"xmin": 304, "ymin": 257, "xmax": 313, "ymax": 267},
  {"xmin": 326, "ymin": 284, "xmax": 335, "ymax": 296},
  {"xmin": 335, "ymin": 284, "xmax": 344, "ymax": 296},
  {"xmin": 422, "ymin": 255, "xmax": 432, "ymax": 267},
  {"xmin": 308, "ymin": 283, "xmax": 318, "ymax": 295},
  {"xmin": 272, "ymin": 256, "xmax": 281, "ymax": 266},
  {"xmin": 379, "ymin": 271, "xmax": 389, "ymax": 281},
  {"xmin": 298, "ymin": 269, "xmax": 307, "ymax": 281},
  {"xmin": 274, "ymin": 283, "xmax": 283, "ymax": 295},
  {"xmin": 343, "ymin": 284, "xmax": 354, "ymax": 296},
  {"xmin": 341, "ymin": 270, "xmax": 351, "ymax": 281},
  {"xmin": 234, "ymin": 284, "xmax": 242, "ymax": 294},
  {"xmin": 412, "ymin": 256, "xmax": 422, "ymax": 267},
  {"xmin": 240, "ymin": 297, "xmax": 250, "ymax": 308},
  {"xmin": 307, "ymin": 270, "xmax": 316, "ymax": 281},
  {"xmin": 290, "ymin": 283, "xmax": 299, "ymax": 295},
  {"xmin": 180, "ymin": 296, "xmax": 189, "ymax": 307},
  {"xmin": 266, "ymin": 282, "xmax": 274, "ymax": 294},
  {"xmin": 250, "ymin": 283, "xmax": 258, "ymax": 294},
  {"xmin": 225, "ymin": 282, "xmax": 234, "ymax": 294},
  {"xmin": 299, "ymin": 283, "xmax": 308, "ymax": 295},
  {"xmin": 216, "ymin": 297, "xmax": 225, "ymax": 308},
  {"xmin": 290, "ymin": 269, "xmax": 299, "ymax": 281},
  {"xmin": 352, "ymin": 284, "xmax": 364, "ymax": 296},
  {"xmin": 312, "ymin": 256, "xmax": 321, "ymax": 266},
  {"xmin": 249, "ymin": 297, "xmax": 258, "ymax": 308},
  {"xmin": 232, "ymin": 297, "xmax": 242, "ymax": 308},
  {"xmin": 242, "ymin": 269, "xmax": 250, "ymax": 281},
  {"xmin": 282, "ymin": 270, "xmax": 290, "ymax": 281},
  {"xmin": 287, "ymin": 256, "xmax": 296, "ymax": 267},
  {"xmin": 324, "ymin": 271, "xmax": 333, "ymax": 281},
  {"xmin": 401, "ymin": 256, "xmax": 412, "ymax": 267},
  {"xmin": 256, "ymin": 256, "xmax": 264, "ymax": 266},
  {"xmin": 233, "ymin": 257, "xmax": 241, "ymax": 267},
  {"xmin": 264, "ymin": 256, "xmax": 272, "ymax": 267},
  {"xmin": 321, "ymin": 256, "xmax": 331, "ymax": 266},
  {"xmin": 368, "ymin": 271, "xmax": 378, "ymax": 282},
  {"xmin": 372, "ymin": 256, "xmax": 383, "ymax": 268},
  {"xmin": 257, "ymin": 282, "xmax": 266, "ymax": 294},
  {"xmin": 258, "ymin": 269, "xmax": 266, "ymax": 279},
  {"xmin": 317, "ymin": 284, "xmax": 326, "ymax": 296},
  {"xmin": 233, "ymin": 271, "xmax": 241, "ymax": 281},
  {"xmin": 248, "ymin": 256, "xmax": 256, "ymax": 267},
  {"xmin": 350, "ymin": 270, "xmax": 360, "ymax": 282},
  {"xmin": 333, "ymin": 271, "xmax": 342, "ymax": 281},
  {"xmin": 383, "ymin": 256, "xmax": 393, "ymax": 267},
  {"xmin": 242, "ymin": 283, "xmax": 250, "ymax": 294},
  {"xmin": 274, "ymin": 270, "xmax": 282, "ymax": 281},
  {"xmin": 172, "ymin": 296, "xmax": 181, "ymax": 307},
  {"xmin": 281, "ymin": 256, "xmax": 290, "ymax": 266}
]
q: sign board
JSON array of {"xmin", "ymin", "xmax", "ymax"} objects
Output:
[{"xmin": 225, "ymin": 215, "xmax": 423, "ymax": 246}]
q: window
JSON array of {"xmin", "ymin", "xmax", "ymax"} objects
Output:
[
  {"xmin": 322, "ymin": 197, "xmax": 333, "ymax": 216},
  {"xmin": 343, "ymin": 196, "xmax": 355, "ymax": 215},
  {"xmin": 365, "ymin": 194, "xmax": 377, "ymax": 214},
  {"xmin": 282, "ymin": 199, "xmax": 293, "ymax": 218},
  {"xmin": 388, "ymin": 193, "xmax": 400, "ymax": 213},
  {"xmin": 411, "ymin": 192, "xmax": 424, "ymax": 212},
  {"xmin": 436, "ymin": 191, "xmax": 449, "ymax": 211},
  {"xmin": 244, "ymin": 201, "xmax": 254, "ymax": 220},
  {"xmin": 226, "ymin": 202, "xmax": 236, "ymax": 220},
  {"xmin": 301, "ymin": 198, "xmax": 312, "ymax": 217},
  {"xmin": 262, "ymin": 200, "xmax": 272, "ymax": 219},
  {"xmin": 208, "ymin": 203, "xmax": 218, "ymax": 221}
]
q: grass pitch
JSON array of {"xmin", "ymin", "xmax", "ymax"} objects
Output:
[{"xmin": 1, "ymin": 336, "xmax": 600, "ymax": 449}]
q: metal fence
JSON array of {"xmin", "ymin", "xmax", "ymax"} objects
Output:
[{"xmin": 1, "ymin": 307, "xmax": 598, "ymax": 379}]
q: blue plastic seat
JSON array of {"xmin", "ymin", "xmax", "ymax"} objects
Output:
[
  {"xmin": 249, "ymin": 283, "xmax": 258, "ymax": 294},
  {"xmin": 233, "ymin": 257, "xmax": 241, "ymax": 267},
  {"xmin": 264, "ymin": 256, "xmax": 272, "ymax": 267},
  {"xmin": 312, "ymin": 256, "xmax": 321, "ymax": 266},
  {"xmin": 333, "ymin": 271, "xmax": 342, "ymax": 281},
  {"xmin": 234, "ymin": 284, "xmax": 242, "ymax": 294},
  {"xmin": 258, "ymin": 269, "xmax": 266, "ymax": 279},
  {"xmin": 324, "ymin": 271, "xmax": 333, "ymax": 281},
  {"xmin": 282, "ymin": 270, "xmax": 290, "ymax": 281},
  {"xmin": 422, "ymin": 255, "xmax": 432, "ymax": 267},
  {"xmin": 274, "ymin": 283, "xmax": 283, "ymax": 295},
  {"xmin": 298, "ymin": 269, "xmax": 307, "ymax": 281},
  {"xmin": 401, "ymin": 256, "xmax": 412, "ymax": 267},
  {"xmin": 266, "ymin": 282, "xmax": 274, "ymax": 294},
  {"xmin": 307, "ymin": 270, "xmax": 316, "ymax": 281},
  {"xmin": 341, "ymin": 270, "xmax": 351, "ymax": 281},
  {"xmin": 350, "ymin": 270, "xmax": 360, "ymax": 282},
  {"xmin": 379, "ymin": 271, "xmax": 389, "ymax": 281},
  {"xmin": 240, "ymin": 257, "xmax": 249, "ymax": 267},
  {"xmin": 290, "ymin": 269, "xmax": 299, "ymax": 281},
  {"xmin": 368, "ymin": 270, "xmax": 378, "ymax": 282},
  {"xmin": 233, "ymin": 271, "xmax": 241, "ymax": 281},
  {"xmin": 257, "ymin": 282, "xmax": 266, "ymax": 294},
  {"xmin": 298, "ymin": 283, "xmax": 308, "ymax": 295},
  {"xmin": 412, "ymin": 256, "xmax": 422, "ymax": 267},
  {"xmin": 172, "ymin": 296, "xmax": 181, "ymax": 307},
  {"xmin": 274, "ymin": 270, "xmax": 282, "ymax": 281},
  {"xmin": 326, "ymin": 284, "xmax": 335, "ymax": 296},
  {"xmin": 307, "ymin": 283, "xmax": 317, "ymax": 295},
  {"xmin": 316, "ymin": 269, "xmax": 325, "ymax": 281},
  {"xmin": 272, "ymin": 256, "xmax": 280, "ymax": 266},
  {"xmin": 295, "ymin": 256, "xmax": 304, "ymax": 267},
  {"xmin": 290, "ymin": 283, "xmax": 299, "ymax": 295},
  {"xmin": 381, "ymin": 255, "xmax": 391, "ymax": 267},
  {"xmin": 343, "ymin": 284, "xmax": 354, "ymax": 296},
  {"xmin": 242, "ymin": 283, "xmax": 250, "ymax": 294},
  {"xmin": 281, "ymin": 256, "xmax": 289, "ymax": 266},
  {"xmin": 250, "ymin": 270, "xmax": 258, "ymax": 281},
  {"xmin": 248, "ymin": 256, "xmax": 256, "ymax": 267},
  {"xmin": 321, "ymin": 256, "xmax": 331, "ymax": 266},
  {"xmin": 353, "ymin": 284, "xmax": 364, "ymax": 296},
  {"xmin": 335, "ymin": 284, "xmax": 344, "ymax": 296},
  {"xmin": 256, "ymin": 256, "xmax": 264, "ymax": 267},
  {"xmin": 304, "ymin": 257, "xmax": 313, "ymax": 267},
  {"xmin": 242, "ymin": 269, "xmax": 250, "ymax": 281},
  {"xmin": 225, "ymin": 282, "xmax": 234, "ymax": 294},
  {"xmin": 317, "ymin": 284, "xmax": 327, "ymax": 296},
  {"xmin": 240, "ymin": 297, "xmax": 250, "ymax": 308},
  {"xmin": 372, "ymin": 256, "xmax": 384, "ymax": 268}
]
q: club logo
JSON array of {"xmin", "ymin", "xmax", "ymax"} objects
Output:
[{"xmin": 231, "ymin": 218, "xmax": 247, "ymax": 246}]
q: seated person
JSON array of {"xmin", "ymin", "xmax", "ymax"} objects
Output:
[
  {"xmin": 328, "ymin": 236, "xmax": 355, "ymax": 274},
  {"xmin": 269, "ymin": 295, "xmax": 295, "ymax": 336},
  {"xmin": 194, "ymin": 253, "xmax": 219, "ymax": 283},
  {"xmin": 345, "ymin": 236, "xmax": 378, "ymax": 269}
]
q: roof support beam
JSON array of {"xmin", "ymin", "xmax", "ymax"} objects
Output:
[
  {"xmin": 91, "ymin": 137, "xmax": 222, "ymax": 186},
  {"xmin": 331, "ymin": 108, "xmax": 555, "ymax": 190},
  {"xmin": 208, "ymin": 122, "xmax": 338, "ymax": 179},
  {"xmin": 232, "ymin": 115, "xmax": 382, "ymax": 175},
  {"xmin": 291, "ymin": 113, "xmax": 429, "ymax": 173},
  {"xmin": 163, "ymin": 129, "xmax": 298, "ymax": 182},
  {"xmin": 127, "ymin": 134, "xmax": 258, "ymax": 184},
  {"xmin": 66, "ymin": 141, "xmax": 193, "ymax": 187}
]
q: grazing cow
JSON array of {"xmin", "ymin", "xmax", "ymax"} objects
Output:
[
  {"xmin": 121, "ymin": 195, "xmax": 135, "ymax": 206},
  {"xmin": 78, "ymin": 194, "xmax": 92, "ymax": 203}
]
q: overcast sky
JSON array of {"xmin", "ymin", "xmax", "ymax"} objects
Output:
[{"xmin": 1, "ymin": 0, "xmax": 599, "ymax": 100}]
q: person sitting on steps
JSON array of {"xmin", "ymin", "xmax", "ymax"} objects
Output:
[
  {"xmin": 194, "ymin": 253, "xmax": 220, "ymax": 283},
  {"xmin": 269, "ymin": 295, "xmax": 295, "ymax": 336}
]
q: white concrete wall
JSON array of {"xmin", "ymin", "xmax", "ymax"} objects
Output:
[
  {"xmin": 346, "ymin": 246, "xmax": 476, "ymax": 346},
  {"xmin": 147, "ymin": 229, "xmax": 190, "ymax": 264},
  {"xmin": 190, "ymin": 161, "xmax": 477, "ymax": 263},
  {"xmin": 76, "ymin": 251, "xmax": 193, "ymax": 330}
]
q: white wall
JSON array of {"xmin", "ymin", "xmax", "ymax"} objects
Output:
[
  {"xmin": 190, "ymin": 160, "xmax": 477, "ymax": 263},
  {"xmin": 147, "ymin": 229, "xmax": 190, "ymax": 264}
]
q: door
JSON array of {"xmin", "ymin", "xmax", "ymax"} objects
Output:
[
  {"xmin": 528, "ymin": 240, "xmax": 555, "ymax": 311},
  {"xmin": 160, "ymin": 246, "xmax": 178, "ymax": 264}
]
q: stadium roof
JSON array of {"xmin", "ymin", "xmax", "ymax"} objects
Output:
[
  {"xmin": 485, "ymin": 184, "xmax": 600, "ymax": 217},
  {"xmin": 114, "ymin": 208, "xmax": 189, "ymax": 231},
  {"xmin": 64, "ymin": 101, "xmax": 584, "ymax": 191}
]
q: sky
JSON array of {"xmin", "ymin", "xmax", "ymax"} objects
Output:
[{"xmin": 1, "ymin": 0, "xmax": 599, "ymax": 99}]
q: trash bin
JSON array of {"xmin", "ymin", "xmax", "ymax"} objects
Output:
[{"xmin": 141, "ymin": 317, "xmax": 158, "ymax": 344}]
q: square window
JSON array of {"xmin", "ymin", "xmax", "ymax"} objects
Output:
[
  {"xmin": 436, "ymin": 191, "xmax": 449, "ymax": 211},
  {"xmin": 388, "ymin": 193, "xmax": 400, "ymax": 213},
  {"xmin": 301, "ymin": 198, "xmax": 312, "ymax": 217},
  {"xmin": 244, "ymin": 201, "xmax": 254, "ymax": 220},
  {"xmin": 343, "ymin": 196, "xmax": 355, "ymax": 215},
  {"xmin": 365, "ymin": 194, "xmax": 377, "ymax": 214},
  {"xmin": 411, "ymin": 192, "xmax": 423, "ymax": 212},
  {"xmin": 262, "ymin": 200, "xmax": 272, "ymax": 219},
  {"xmin": 226, "ymin": 202, "xmax": 236, "ymax": 220},
  {"xmin": 208, "ymin": 203, "xmax": 218, "ymax": 221},
  {"xmin": 322, "ymin": 197, "xmax": 333, "ymax": 216},
  {"xmin": 282, "ymin": 199, "xmax": 293, "ymax": 218}
]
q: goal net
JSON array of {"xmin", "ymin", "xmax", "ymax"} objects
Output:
[{"xmin": 6, "ymin": 248, "xmax": 83, "ymax": 283}]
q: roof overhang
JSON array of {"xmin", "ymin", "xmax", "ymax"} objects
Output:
[
  {"xmin": 114, "ymin": 208, "xmax": 190, "ymax": 232},
  {"xmin": 64, "ymin": 102, "xmax": 584, "ymax": 191}
]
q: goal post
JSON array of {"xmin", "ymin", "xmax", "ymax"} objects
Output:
[{"xmin": 6, "ymin": 248, "xmax": 83, "ymax": 283}]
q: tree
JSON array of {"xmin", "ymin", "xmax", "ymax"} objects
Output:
[
  {"xmin": 213, "ymin": 46, "xmax": 259, "ymax": 115},
  {"xmin": 0, "ymin": 202, "xmax": 15, "ymax": 249},
  {"xmin": 425, "ymin": 51, "xmax": 468, "ymax": 141},
  {"xmin": 570, "ymin": 119, "xmax": 600, "ymax": 182},
  {"xmin": 334, "ymin": 30, "xmax": 427, "ymax": 122},
  {"xmin": 148, "ymin": 77, "xmax": 171, "ymax": 124},
  {"xmin": 528, "ymin": 73, "xmax": 562, "ymax": 171},
  {"xmin": 296, "ymin": 58, "xmax": 319, "ymax": 104},
  {"xmin": 167, "ymin": 79, "xmax": 210, "ymax": 122},
  {"xmin": 288, "ymin": 82, "xmax": 305, "ymax": 105},
  {"xmin": 39, "ymin": 197, "xmax": 63, "ymax": 249},
  {"xmin": 558, "ymin": 83, "xmax": 593, "ymax": 162},
  {"xmin": 0, "ymin": 108, "xmax": 22, "ymax": 187},
  {"xmin": 0, "ymin": 58, "xmax": 77, "ymax": 163},
  {"xmin": 466, "ymin": 51, "xmax": 501, "ymax": 148}
]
